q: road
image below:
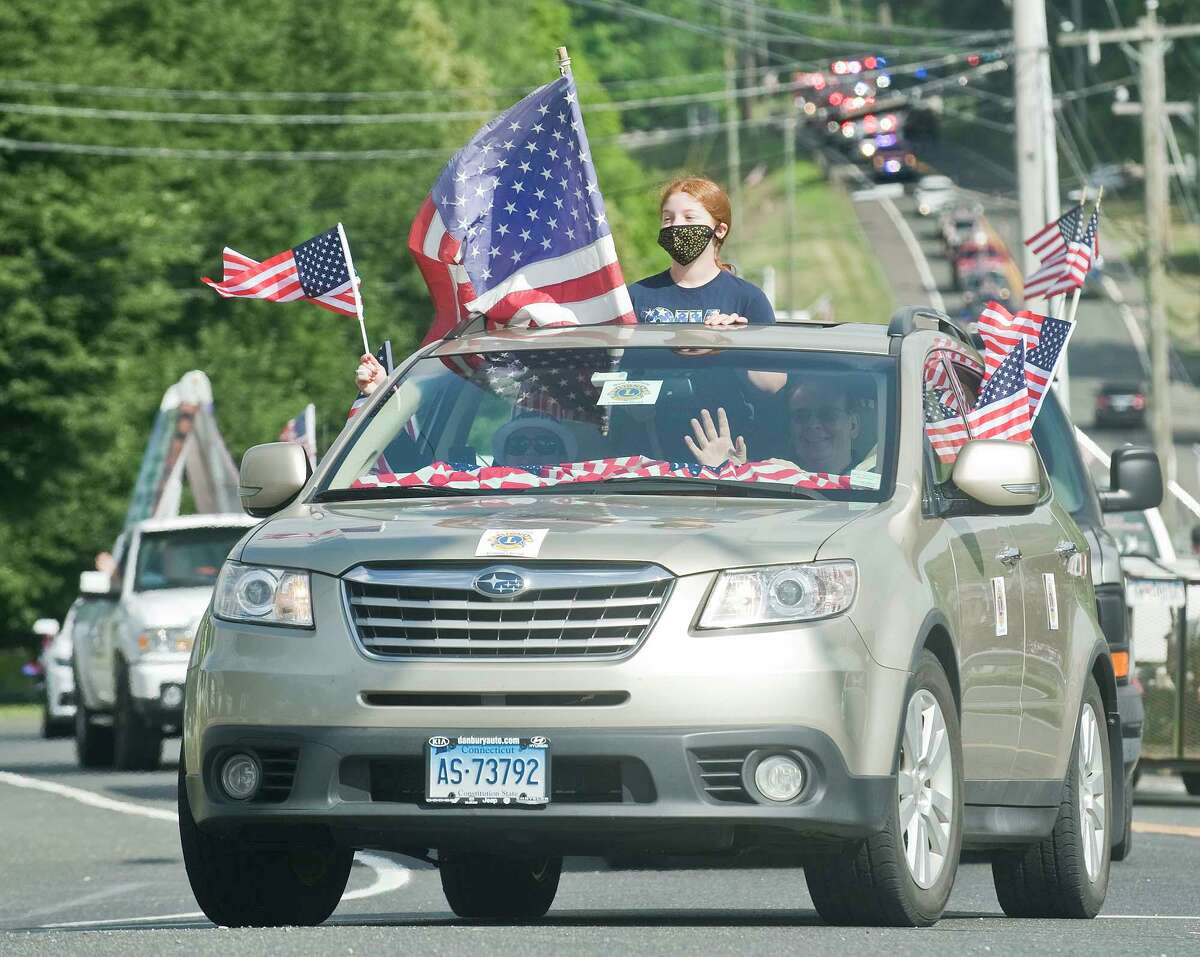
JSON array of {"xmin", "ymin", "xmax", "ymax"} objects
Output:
[
  {"xmin": 838, "ymin": 136, "xmax": 1200, "ymax": 546},
  {"xmin": 1, "ymin": 712, "xmax": 1199, "ymax": 955}
]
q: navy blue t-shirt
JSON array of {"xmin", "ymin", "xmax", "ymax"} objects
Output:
[{"xmin": 628, "ymin": 269, "xmax": 775, "ymax": 325}]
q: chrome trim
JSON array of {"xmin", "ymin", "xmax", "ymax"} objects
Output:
[{"xmin": 341, "ymin": 563, "xmax": 674, "ymax": 662}]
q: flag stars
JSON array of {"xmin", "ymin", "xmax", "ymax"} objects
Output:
[
  {"xmin": 497, "ymin": 223, "xmax": 510, "ymax": 236},
  {"xmin": 504, "ymin": 201, "xmax": 517, "ymax": 214},
  {"xmin": 541, "ymin": 237, "xmax": 553, "ymax": 250},
  {"xmin": 512, "ymin": 181, "xmax": 525, "ymax": 193},
  {"xmin": 496, "ymin": 158, "xmax": 508, "ymax": 169},
  {"xmin": 534, "ymin": 187, "xmax": 546, "ymax": 201},
  {"xmin": 526, "ymin": 207, "xmax": 540, "ymax": 221},
  {"xmin": 539, "ymin": 167, "xmax": 553, "ymax": 180},
  {"xmin": 502, "ymin": 139, "xmax": 515, "ymax": 150},
  {"xmin": 566, "ymin": 226, "xmax": 575, "ymax": 240},
  {"xmin": 510, "ymin": 249, "xmax": 523, "ymax": 263},
  {"xmin": 531, "ymin": 122, "xmax": 544, "ymax": 134},
  {"xmin": 547, "ymin": 217, "xmax": 558, "ymax": 229},
  {"xmin": 537, "ymin": 103, "xmax": 549, "ymax": 115},
  {"xmin": 523, "ymin": 140, "xmax": 540, "ymax": 153},
  {"xmin": 553, "ymin": 196, "xmax": 564, "ymax": 210},
  {"xmin": 518, "ymin": 159, "xmax": 532, "ymax": 173},
  {"xmin": 508, "ymin": 120, "xmax": 521, "ymax": 132},
  {"xmin": 489, "ymin": 246, "xmax": 500, "ymax": 258},
  {"xmin": 519, "ymin": 228, "xmax": 532, "ymax": 241},
  {"xmin": 551, "ymin": 129, "xmax": 563, "ymax": 141}
]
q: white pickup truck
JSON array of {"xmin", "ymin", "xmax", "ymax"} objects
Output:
[{"xmin": 73, "ymin": 514, "xmax": 258, "ymax": 770}]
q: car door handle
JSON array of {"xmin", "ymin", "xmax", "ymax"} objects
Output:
[
  {"xmin": 996, "ymin": 546, "xmax": 1022, "ymax": 566},
  {"xmin": 1055, "ymin": 540, "xmax": 1079, "ymax": 559}
]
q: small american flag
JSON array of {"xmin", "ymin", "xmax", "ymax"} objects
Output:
[
  {"xmin": 279, "ymin": 403, "xmax": 317, "ymax": 466},
  {"xmin": 1025, "ymin": 205, "xmax": 1082, "ymax": 265},
  {"xmin": 408, "ymin": 74, "xmax": 634, "ymax": 344},
  {"xmin": 1025, "ymin": 315, "xmax": 1075, "ymax": 417},
  {"xmin": 977, "ymin": 300, "xmax": 1047, "ymax": 375},
  {"xmin": 967, "ymin": 340, "xmax": 1032, "ymax": 442},
  {"xmin": 203, "ymin": 224, "xmax": 360, "ymax": 318},
  {"xmin": 1064, "ymin": 209, "xmax": 1100, "ymax": 288}
]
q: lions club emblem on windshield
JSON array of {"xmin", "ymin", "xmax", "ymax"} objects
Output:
[{"xmin": 475, "ymin": 527, "xmax": 549, "ymax": 558}]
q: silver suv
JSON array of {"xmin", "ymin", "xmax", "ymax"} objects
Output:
[{"xmin": 180, "ymin": 310, "xmax": 1124, "ymax": 927}]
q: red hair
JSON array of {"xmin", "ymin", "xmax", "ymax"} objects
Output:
[{"xmin": 660, "ymin": 176, "xmax": 734, "ymax": 271}]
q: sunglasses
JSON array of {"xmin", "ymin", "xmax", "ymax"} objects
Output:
[
  {"xmin": 790, "ymin": 406, "xmax": 849, "ymax": 427},
  {"xmin": 506, "ymin": 433, "xmax": 564, "ymax": 455}
]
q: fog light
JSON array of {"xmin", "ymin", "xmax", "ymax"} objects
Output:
[
  {"xmin": 220, "ymin": 753, "xmax": 261, "ymax": 801},
  {"xmin": 160, "ymin": 684, "xmax": 184, "ymax": 709},
  {"xmin": 753, "ymin": 754, "xmax": 805, "ymax": 802}
]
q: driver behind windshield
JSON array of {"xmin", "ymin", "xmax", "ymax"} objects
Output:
[
  {"xmin": 491, "ymin": 414, "xmax": 579, "ymax": 468},
  {"xmin": 684, "ymin": 377, "xmax": 863, "ymax": 475}
]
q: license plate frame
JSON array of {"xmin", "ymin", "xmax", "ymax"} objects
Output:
[{"xmin": 425, "ymin": 735, "xmax": 551, "ymax": 806}]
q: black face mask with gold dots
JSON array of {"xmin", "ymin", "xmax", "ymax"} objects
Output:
[{"xmin": 657, "ymin": 224, "xmax": 716, "ymax": 266}]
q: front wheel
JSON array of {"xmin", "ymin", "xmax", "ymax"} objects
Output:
[
  {"xmin": 991, "ymin": 676, "xmax": 1111, "ymax": 918},
  {"xmin": 178, "ymin": 766, "xmax": 352, "ymax": 927},
  {"xmin": 806, "ymin": 650, "xmax": 964, "ymax": 927},
  {"xmin": 73, "ymin": 667, "xmax": 113, "ymax": 768},
  {"xmin": 112, "ymin": 666, "xmax": 162, "ymax": 772},
  {"xmin": 439, "ymin": 851, "xmax": 562, "ymax": 919}
]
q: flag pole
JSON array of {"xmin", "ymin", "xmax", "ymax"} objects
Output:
[
  {"xmin": 557, "ymin": 46, "xmax": 572, "ymax": 79},
  {"xmin": 1063, "ymin": 186, "xmax": 1102, "ymax": 331},
  {"xmin": 336, "ymin": 222, "xmax": 370, "ymax": 355}
]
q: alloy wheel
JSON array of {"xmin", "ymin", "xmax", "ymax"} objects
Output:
[
  {"xmin": 1077, "ymin": 703, "xmax": 1107, "ymax": 882},
  {"xmin": 898, "ymin": 689, "xmax": 954, "ymax": 889}
]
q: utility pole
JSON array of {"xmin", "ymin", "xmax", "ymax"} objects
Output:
[
  {"xmin": 784, "ymin": 112, "xmax": 798, "ymax": 311},
  {"xmin": 1014, "ymin": 0, "xmax": 1068, "ymax": 410},
  {"xmin": 722, "ymin": 2, "xmax": 742, "ymax": 246},
  {"xmin": 1060, "ymin": 4, "xmax": 1200, "ymax": 516}
]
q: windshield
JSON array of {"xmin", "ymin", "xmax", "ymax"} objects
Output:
[
  {"xmin": 321, "ymin": 347, "xmax": 896, "ymax": 500},
  {"xmin": 134, "ymin": 527, "xmax": 249, "ymax": 591}
]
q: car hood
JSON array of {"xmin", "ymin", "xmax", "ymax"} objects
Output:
[
  {"xmin": 241, "ymin": 495, "xmax": 876, "ymax": 578},
  {"xmin": 125, "ymin": 588, "xmax": 213, "ymax": 630}
]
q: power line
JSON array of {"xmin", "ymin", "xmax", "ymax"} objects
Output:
[
  {"xmin": 703, "ymin": 0, "xmax": 1012, "ymax": 42},
  {"xmin": 0, "ymin": 137, "xmax": 445, "ymax": 161}
]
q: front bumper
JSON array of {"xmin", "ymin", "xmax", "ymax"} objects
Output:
[
  {"xmin": 129, "ymin": 658, "xmax": 187, "ymax": 726},
  {"xmin": 187, "ymin": 724, "xmax": 895, "ymax": 858}
]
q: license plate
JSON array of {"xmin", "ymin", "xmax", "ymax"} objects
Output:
[{"xmin": 425, "ymin": 735, "xmax": 550, "ymax": 806}]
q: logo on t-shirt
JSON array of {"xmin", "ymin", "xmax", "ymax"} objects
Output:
[{"xmin": 640, "ymin": 307, "xmax": 720, "ymax": 324}]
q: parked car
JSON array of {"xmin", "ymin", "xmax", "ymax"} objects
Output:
[
  {"xmin": 73, "ymin": 514, "xmax": 258, "ymax": 771},
  {"xmin": 181, "ymin": 307, "xmax": 1126, "ymax": 927},
  {"xmin": 34, "ymin": 617, "xmax": 70, "ymax": 737},
  {"xmin": 940, "ymin": 202, "xmax": 983, "ymax": 252},
  {"xmin": 1093, "ymin": 383, "xmax": 1147, "ymax": 429},
  {"xmin": 913, "ymin": 174, "xmax": 956, "ymax": 216}
]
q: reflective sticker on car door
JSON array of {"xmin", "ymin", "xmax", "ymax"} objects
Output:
[
  {"xmin": 992, "ymin": 575, "xmax": 1008, "ymax": 637},
  {"xmin": 1043, "ymin": 572, "xmax": 1059, "ymax": 631}
]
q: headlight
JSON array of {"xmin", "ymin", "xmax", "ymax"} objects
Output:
[
  {"xmin": 698, "ymin": 561, "xmax": 857, "ymax": 629},
  {"xmin": 136, "ymin": 627, "xmax": 194, "ymax": 654},
  {"xmin": 214, "ymin": 562, "xmax": 313, "ymax": 628}
]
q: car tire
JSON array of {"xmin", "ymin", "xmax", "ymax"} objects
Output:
[
  {"xmin": 113, "ymin": 665, "xmax": 163, "ymax": 772},
  {"xmin": 1111, "ymin": 773, "xmax": 1134, "ymax": 862},
  {"xmin": 1182, "ymin": 773, "xmax": 1200, "ymax": 797},
  {"xmin": 42, "ymin": 696, "xmax": 72, "ymax": 739},
  {"xmin": 439, "ymin": 851, "xmax": 562, "ymax": 919},
  {"xmin": 991, "ymin": 676, "xmax": 1111, "ymax": 918},
  {"xmin": 73, "ymin": 668, "xmax": 114, "ymax": 768},
  {"xmin": 805, "ymin": 650, "xmax": 963, "ymax": 927},
  {"xmin": 178, "ymin": 765, "xmax": 352, "ymax": 927}
]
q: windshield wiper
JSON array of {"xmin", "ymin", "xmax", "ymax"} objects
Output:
[{"xmin": 313, "ymin": 486, "xmax": 480, "ymax": 502}]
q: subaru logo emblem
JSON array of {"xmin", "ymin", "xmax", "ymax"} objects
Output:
[{"xmin": 473, "ymin": 568, "xmax": 527, "ymax": 599}]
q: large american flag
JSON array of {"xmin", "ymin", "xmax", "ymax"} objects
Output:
[
  {"xmin": 1025, "ymin": 315, "xmax": 1075, "ymax": 418},
  {"xmin": 351, "ymin": 455, "xmax": 857, "ymax": 493},
  {"xmin": 967, "ymin": 340, "xmax": 1033, "ymax": 442},
  {"xmin": 408, "ymin": 74, "xmax": 634, "ymax": 344},
  {"xmin": 977, "ymin": 300, "xmax": 1047, "ymax": 375},
  {"xmin": 202, "ymin": 225, "xmax": 360, "ymax": 317}
]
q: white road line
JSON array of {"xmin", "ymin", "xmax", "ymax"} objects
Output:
[
  {"xmin": 0, "ymin": 770, "xmax": 177, "ymax": 822},
  {"xmin": 40, "ymin": 911, "xmax": 205, "ymax": 929},
  {"xmin": 0, "ymin": 769, "xmax": 411, "ymax": 923},
  {"xmin": 876, "ymin": 195, "xmax": 947, "ymax": 313},
  {"xmin": 1100, "ymin": 915, "xmax": 1200, "ymax": 920},
  {"xmin": 1101, "ymin": 274, "xmax": 1151, "ymax": 376}
]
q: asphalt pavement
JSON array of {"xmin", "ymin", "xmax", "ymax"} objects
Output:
[{"xmin": 1, "ymin": 711, "xmax": 1199, "ymax": 955}]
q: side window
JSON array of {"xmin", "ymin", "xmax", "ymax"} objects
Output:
[
  {"xmin": 1031, "ymin": 392, "xmax": 1089, "ymax": 517},
  {"xmin": 922, "ymin": 351, "xmax": 971, "ymax": 483}
]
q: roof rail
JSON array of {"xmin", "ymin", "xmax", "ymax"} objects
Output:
[{"xmin": 886, "ymin": 305, "xmax": 975, "ymax": 349}]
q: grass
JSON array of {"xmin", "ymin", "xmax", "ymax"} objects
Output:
[
  {"xmin": 0, "ymin": 703, "xmax": 39, "ymax": 721},
  {"xmin": 0, "ymin": 647, "xmax": 38, "ymax": 704},
  {"xmin": 735, "ymin": 157, "xmax": 894, "ymax": 321}
]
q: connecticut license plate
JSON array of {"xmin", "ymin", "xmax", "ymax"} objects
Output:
[{"xmin": 425, "ymin": 735, "xmax": 550, "ymax": 805}]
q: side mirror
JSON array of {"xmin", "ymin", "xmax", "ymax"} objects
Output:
[
  {"xmin": 951, "ymin": 439, "xmax": 1042, "ymax": 509},
  {"xmin": 1099, "ymin": 446, "xmax": 1163, "ymax": 513},
  {"xmin": 79, "ymin": 571, "xmax": 113, "ymax": 596},
  {"xmin": 33, "ymin": 617, "xmax": 60, "ymax": 637},
  {"xmin": 239, "ymin": 442, "xmax": 311, "ymax": 518}
]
